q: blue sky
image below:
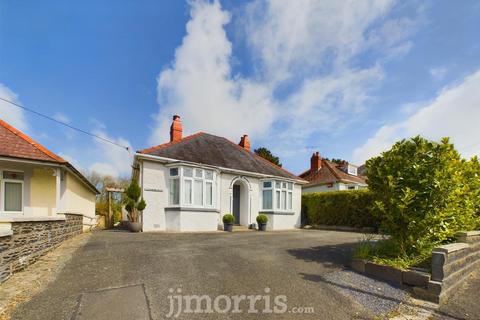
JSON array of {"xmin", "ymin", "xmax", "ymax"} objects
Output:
[{"xmin": 1, "ymin": 0, "xmax": 480, "ymax": 177}]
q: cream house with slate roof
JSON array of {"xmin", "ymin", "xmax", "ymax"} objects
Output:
[{"xmin": 133, "ymin": 115, "xmax": 307, "ymax": 232}]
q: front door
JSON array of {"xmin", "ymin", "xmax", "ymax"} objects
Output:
[{"xmin": 232, "ymin": 184, "xmax": 240, "ymax": 225}]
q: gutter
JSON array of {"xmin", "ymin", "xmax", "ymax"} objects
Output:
[{"xmin": 135, "ymin": 153, "xmax": 308, "ymax": 184}]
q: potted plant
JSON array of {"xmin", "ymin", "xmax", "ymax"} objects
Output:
[
  {"xmin": 256, "ymin": 214, "xmax": 268, "ymax": 231},
  {"xmin": 223, "ymin": 214, "xmax": 235, "ymax": 232},
  {"xmin": 124, "ymin": 181, "xmax": 146, "ymax": 232}
]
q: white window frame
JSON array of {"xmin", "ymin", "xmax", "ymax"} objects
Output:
[
  {"xmin": 169, "ymin": 168, "xmax": 180, "ymax": 205},
  {"xmin": 1, "ymin": 169, "xmax": 25, "ymax": 214},
  {"xmin": 261, "ymin": 181, "xmax": 273, "ymax": 210},
  {"xmin": 167, "ymin": 165, "xmax": 216, "ymax": 209},
  {"xmin": 261, "ymin": 179, "xmax": 294, "ymax": 212}
]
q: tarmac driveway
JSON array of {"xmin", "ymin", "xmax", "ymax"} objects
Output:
[{"xmin": 11, "ymin": 229, "xmax": 373, "ymax": 320}]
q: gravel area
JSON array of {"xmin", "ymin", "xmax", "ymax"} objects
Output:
[{"xmin": 323, "ymin": 268, "xmax": 408, "ymax": 316}]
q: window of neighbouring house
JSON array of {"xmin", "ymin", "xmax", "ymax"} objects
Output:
[
  {"xmin": 347, "ymin": 164, "xmax": 358, "ymax": 176},
  {"xmin": 262, "ymin": 179, "xmax": 294, "ymax": 211},
  {"xmin": 168, "ymin": 166, "xmax": 216, "ymax": 208},
  {"xmin": 2, "ymin": 170, "xmax": 24, "ymax": 213}
]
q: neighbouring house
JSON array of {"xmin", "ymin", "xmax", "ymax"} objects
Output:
[
  {"xmin": 299, "ymin": 152, "xmax": 367, "ymax": 193},
  {"xmin": 133, "ymin": 115, "xmax": 307, "ymax": 232},
  {"xmin": 0, "ymin": 119, "xmax": 99, "ymax": 230}
]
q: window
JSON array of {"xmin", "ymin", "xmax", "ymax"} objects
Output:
[
  {"xmin": 262, "ymin": 190, "xmax": 273, "ymax": 209},
  {"xmin": 205, "ymin": 170, "xmax": 213, "ymax": 180},
  {"xmin": 262, "ymin": 180, "xmax": 294, "ymax": 211},
  {"xmin": 184, "ymin": 180, "xmax": 192, "ymax": 204},
  {"xmin": 206, "ymin": 182, "xmax": 213, "ymax": 206},
  {"xmin": 276, "ymin": 190, "xmax": 281, "ymax": 209},
  {"xmin": 2, "ymin": 170, "xmax": 24, "ymax": 213},
  {"xmin": 194, "ymin": 180, "xmax": 203, "ymax": 205},
  {"xmin": 168, "ymin": 166, "xmax": 216, "ymax": 208},
  {"xmin": 170, "ymin": 179, "xmax": 180, "ymax": 205},
  {"xmin": 184, "ymin": 167, "xmax": 193, "ymax": 177},
  {"xmin": 347, "ymin": 165, "xmax": 357, "ymax": 176},
  {"xmin": 169, "ymin": 167, "xmax": 180, "ymax": 205}
]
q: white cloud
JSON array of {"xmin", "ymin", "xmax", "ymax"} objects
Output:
[
  {"xmin": 88, "ymin": 128, "xmax": 133, "ymax": 178},
  {"xmin": 278, "ymin": 66, "xmax": 384, "ymax": 140},
  {"xmin": 0, "ymin": 83, "xmax": 28, "ymax": 131},
  {"xmin": 353, "ymin": 69, "xmax": 480, "ymax": 163},
  {"xmin": 150, "ymin": 0, "xmax": 419, "ymax": 158},
  {"xmin": 53, "ymin": 113, "xmax": 70, "ymax": 124},
  {"xmin": 429, "ymin": 67, "xmax": 447, "ymax": 81},
  {"xmin": 244, "ymin": 0, "xmax": 397, "ymax": 82},
  {"xmin": 150, "ymin": 0, "xmax": 276, "ymax": 145}
]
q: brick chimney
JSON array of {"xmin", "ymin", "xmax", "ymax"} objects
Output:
[
  {"xmin": 310, "ymin": 152, "xmax": 321, "ymax": 171},
  {"xmin": 239, "ymin": 135, "xmax": 251, "ymax": 151},
  {"xmin": 170, "ymin": 115, "xmax": 182, "ymax": 142}
]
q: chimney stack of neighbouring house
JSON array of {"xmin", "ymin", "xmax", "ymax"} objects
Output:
[
  {"xmin": 170, "ymin": 115, "xmax": 182, "ymax": 142},
  {"xmin": 310, "ymin": 152, "xmax": 321, "ymax": 171},
  {"xmin": 239, "ymin": 135, "xmax": 251, "ymax": 151}
]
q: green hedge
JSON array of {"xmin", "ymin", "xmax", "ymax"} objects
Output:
[{"xmin": 302, "ymin": 190, "xmax": 378, "ymax": 229}]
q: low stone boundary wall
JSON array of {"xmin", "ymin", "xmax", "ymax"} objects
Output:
[
  {"xmin": 0, "ymin": 214, "xmax": 83, "ymax": 283},
  {"xmin": 351, "ymin": 230, "xmax": 480, "ymax": 304}
]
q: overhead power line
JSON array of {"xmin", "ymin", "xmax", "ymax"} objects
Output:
[{"xmin": 0, "ymin": 96, "xmax": 130, "ymax": 152}]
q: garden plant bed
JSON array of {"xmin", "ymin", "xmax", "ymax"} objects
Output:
[{"xmin": 350, "ymin": 230, "xmax": 480, "ymax": 304}]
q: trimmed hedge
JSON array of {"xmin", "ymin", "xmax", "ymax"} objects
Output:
[{"xmin": 302, "ymin": 190, "xmax": 378, "ymax": 229}]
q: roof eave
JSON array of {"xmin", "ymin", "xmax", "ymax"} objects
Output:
[
  {"xmin": 135, "ymin": 153, "xmax": 308, "ymax": 184},
  {"xmin": 0, "ymin": 155, "xmax": 99, "ymax": 194}
]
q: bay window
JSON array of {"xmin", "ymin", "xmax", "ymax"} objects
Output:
[
  {"xmin": 262, "ymin": 180, "xmax": 294, "ymax": 212},
  {"xmin": 2, "ymin": 170, "xmax": 24, "ymax": 213},
  {"xmin": 169, "ymin": 168, "xmax": 180, "ymax": 205},
  {"xmin": 168, "ymin": 166, "xmax": 216, "ymax": 208},
  {"xmin": 262, "ymin": 181, "xmax": 273, "ymax": 210}
]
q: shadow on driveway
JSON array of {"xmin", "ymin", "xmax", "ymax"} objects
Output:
[{"xmin": 287, "ymin": 241, "xmax": 359, "ymax": 268}]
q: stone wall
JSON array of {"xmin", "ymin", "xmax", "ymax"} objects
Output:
[
  {"xmin": 350, "ymin": 230, "xmax": 480, "ymax": 304},
  {"xmin": 414, "ymin": 231, "xmax": 480, "ymax": 303},
  {"xmin": 0, "ymin": 214, "xmax": 83, "ymax": 283}
]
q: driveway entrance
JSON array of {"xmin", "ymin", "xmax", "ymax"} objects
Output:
[{"xmin": 12, "ymin": 230, "xmax": 374, "ymax": 319}]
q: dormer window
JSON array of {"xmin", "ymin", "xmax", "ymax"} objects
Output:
[{"xmin": 347, "ymin": 164, "xmax": 357, "ymax": 176}]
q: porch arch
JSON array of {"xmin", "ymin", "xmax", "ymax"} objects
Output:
[{"xmin": 228, "ymin": 176, "xmax": 252, "ymax": 226}]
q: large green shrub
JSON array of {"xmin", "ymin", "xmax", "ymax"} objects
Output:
[
  {"xmin": 302, "ymin": 190, "xmax": 377, "ymax": 229},
  {"xmin": 366, "ymin": 136, "xmax": 480, "ymax": 256}
]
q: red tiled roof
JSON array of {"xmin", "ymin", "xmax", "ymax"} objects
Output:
[
  {"xmin": 299, "ymin": 159, "xmax": 367, "ymax": 186},
  {"xmin": 0, "ymin": 119, "xmax": 66, "ymax": 163},
  {"xmin": 0, "ymin": 119, "xmax": 99, "ymax": 194}
]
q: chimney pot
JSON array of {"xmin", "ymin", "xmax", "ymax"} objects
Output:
[
  {"xmin": 310, "ymin": 152, "xmax": 322, "ymax": 171},
  {"xmin": 239, "ymin": 134, "xmax": 251, "ymax": 151},
  {"xmin": 170, "ymin": 115, "xmax": 183, "ymax": 142}
]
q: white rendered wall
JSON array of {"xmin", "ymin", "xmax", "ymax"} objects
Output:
[{"xmin": 141, "ymin": 160, "xmax": 168, "ymax": 231}]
